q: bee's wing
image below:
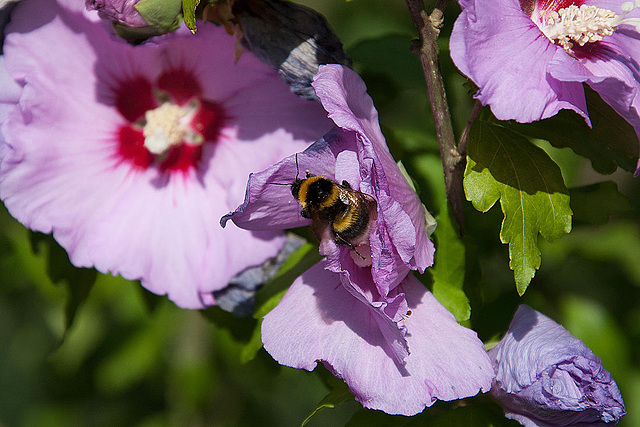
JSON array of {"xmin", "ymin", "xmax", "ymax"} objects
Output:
[
  {"xmin": 338, "ymin": 186, "xmax": 378, "ymax": 221},
  {"xmin": 337, "ymin": 186, "xmax": 356, "ymax": 205}
]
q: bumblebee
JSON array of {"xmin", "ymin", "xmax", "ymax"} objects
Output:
[{"xmin": 291, "ymin": 172, "xmax": 376, "ymax": 253}]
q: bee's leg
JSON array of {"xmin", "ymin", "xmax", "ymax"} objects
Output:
[{"xmin": 335, "ymin": 234, "xmax": 366, "ymax": 260}]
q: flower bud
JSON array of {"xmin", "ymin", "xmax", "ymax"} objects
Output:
[
  {"xmin": 86, "ymin": 0, "xmax": 182, "ymax": 40},
  {"xmin": 489, "ymin": 305, "xmax": 626, "ymax": 426}
]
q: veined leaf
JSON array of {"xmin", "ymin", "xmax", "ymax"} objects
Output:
[{"xmin": 464, "ymin": 121, "xmax": 572, "ymax": 295}]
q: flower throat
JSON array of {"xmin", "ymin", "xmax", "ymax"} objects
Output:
[{"xmin": 532, "ymin": 1, "xmax": 640, "ymax": 51}]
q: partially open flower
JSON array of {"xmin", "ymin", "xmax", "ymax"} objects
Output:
[
  {"xmin": 222, "ymin": 64, "xmax": 494, "ymax": 415},
  {"xmin": 489, "ymin": 305, "xmax": 626, "ymax": 426},
  {"xmin": 451, "ymin": 0, "xmax": 640, "ymax": 173},
  {"xmin": 85, "ymin": 0, "xmax": 148, "ymax": 27},
  {"xmin": 0, "ymin": 0, "xmax": 331, "ymax": 309}
]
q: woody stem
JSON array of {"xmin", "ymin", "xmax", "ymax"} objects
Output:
[{"xmin": 406, "ymin": 0, "xmax": 466, "ymax": 234}]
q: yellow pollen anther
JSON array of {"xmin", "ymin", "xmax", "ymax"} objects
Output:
[
  {"xmin": 538, "ymin": 3, "xmax": 640, "ymax": 51},
  {"xmin": 143, "ymin": 103, "xmax": 190, "ymax": 155}
]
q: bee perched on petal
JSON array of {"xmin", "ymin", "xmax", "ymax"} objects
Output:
[
  {"xmin": 291, "ymin": 171, "xmax": 376, "ymax": 256},
  {"xmin": 260, "ymin": 152, "xmax": 377, "ymax": 259}
]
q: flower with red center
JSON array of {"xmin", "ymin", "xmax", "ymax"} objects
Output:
[
  {"xmin": 451, "ymin": 0, "xmax": 640, "ymax": 173},
  {"xmin": 0, "ymin": 0, "xmax": 331, "ymax": 308}
]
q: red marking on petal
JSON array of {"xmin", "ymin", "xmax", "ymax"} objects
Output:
[
  {"xmin": 160, "ymin": 144, "xmax": 203, "ymax": 173},
  {"xmin": 572, "ymin": 41, "xmax": 610, "ymax": 60},
  {"xmin": 117, "ymin": 125, "xmax": 154, "ymax": 169},
  {"xmin": 534, "ymin": 0, "xmax": 585, "ymax": 13},
  {"xmin": 114, "ymin": 77, "xmax": 157, "ymax": 123},
  {"xmin": 157, "ymin": 69, "xmax": 203, "ymax": 105},
  {"xmin": 192, "ymin": 100, "xmax": 226, "ymax": 142}
]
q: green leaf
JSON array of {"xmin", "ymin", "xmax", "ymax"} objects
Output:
[
  {"xmin": 200, "ymin": 305, "xmax": 255, "ymax": 342},
  {"xmin": 430, "ymin": 205, "xmax": 470, "ymax": 322},
  {"xmin": 349, "ymin": 35, "xmax": 425, "ymax": 88},
  {"xmin": 464, "ymin": 121, "xmax": 572, "ymax": 295},
  {"xmin": 29, "ymin": 232, "xmax": 97, "ymax": 334},
  {"xmin": 254, "ymin": 241, "xmax": 321, "ymax": 311},
  {"xmin": 507, "ymin": 86, "xmax": 639, "ymax": 174},
  {"xmin": 239, "ymin": 317, "xmax": 265, "ymax": 364},
  {"xmin": 301, "ymin": 378, "xmax": 353, "ymax": 426},
  {"xmin": 182, "ymin": 0, "xmax": 200, "ymax": 33},
  {"xmin": 570, "ymin": 181, "xmax": 631, "ymax": 225}
]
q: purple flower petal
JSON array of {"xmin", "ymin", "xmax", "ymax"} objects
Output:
[
  {"xmin": 222, "ymin": 63, "xmax": 441, "ymax": 391},
  {"xmin": 0, "ymin": 56, "xmax": 20, "ymax": 147},
  {"xmin": 262, "ymin": 263, "xmax": 493, "ymax": 415},
  {"xmin": 309, "ymin": 65, "xmax": 435, "ymax": 297},
  {"xmin": 489, "ymin": 305, "xmax": 626, "ymax": 426},
  {"xmin": 1, "ymin": 0, "xmax": 331, "ymax": 309},
  {"xmin": 224, "ymin": 65, "xmax": 434, "ymax": 293},
  {"xmin": 450, "ymin": 0, "xmax": 589, "ymax": 123}
]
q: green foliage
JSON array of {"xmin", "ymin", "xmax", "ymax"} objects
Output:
[
  {"xmin": 464, "ymin": 120, "xmax": 573, "ymax": 295},
  {"xmin": 507, "ymin": 87, "xmax": 639, "ymax": 175},
  {"xmin": 430, "ymin": 205, "xmax": 470, "ymax": 322},
  {"xmin": 29, "ymin": 232, "xmax": 97, "ymax": 336},
  {"xmin": 429, "ymin": 402, "xmax": 521, "ymax": 427},
  {"xmin": 302, "ymin": 377, "xmax": 353, "ymax": 426},
  {"xmin": 570, "ymin": 181, "xmax": 631, "ymax": 225},
  {"xmin": 350, "ymin": 35, "xmax": 425, "ymax": 87}
]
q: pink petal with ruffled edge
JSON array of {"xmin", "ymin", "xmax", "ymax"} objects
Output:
[
  {"xmin": 1, "ymin": 0, "xmax": 331, "ymax": 308},
  {"xmin": 262, "ymin": 263, "xmax": 493, "ymax": 415},
  {"xmin": 554, "ymin": 33, "xmax": 640, "ymax": 173}
]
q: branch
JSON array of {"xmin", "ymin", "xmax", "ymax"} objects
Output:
[
  {"xmin": 406, "ymin": 0, "xmax": 466, "ymax": 233},
  {"xmin": 458, "ymin": 100, "xmax": 483, "ymax": 157}
]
